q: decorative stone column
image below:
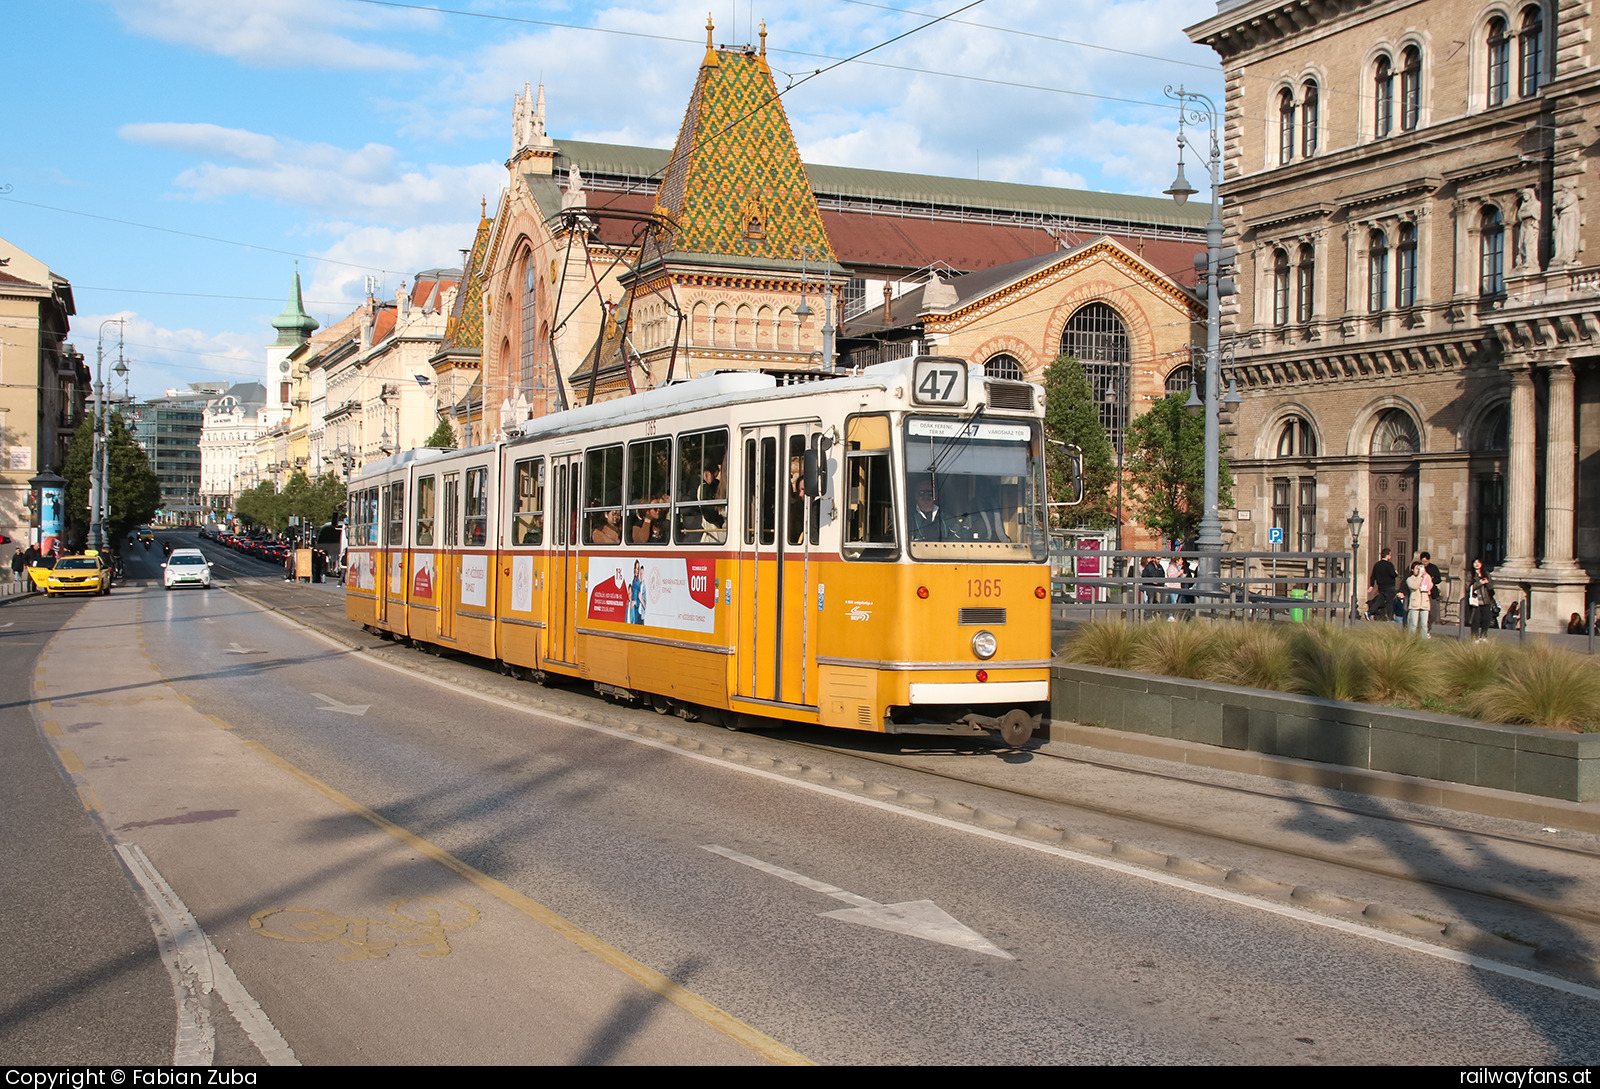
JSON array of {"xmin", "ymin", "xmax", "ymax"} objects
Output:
[
  {"xmin": 1541, "ymin": 362, "xmax": 1579, "ymax": 571},
  {"xmin": 1501, "ymin": 365, "xmax": 1538, "ymax": 570}
]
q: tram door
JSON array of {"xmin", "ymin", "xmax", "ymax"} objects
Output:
[
  {"xmin": 546, "ymin": 454, "xmax": 581, "ymax": 665},
  {"xmin": 736, "ymin": 423, "xmax": 820, "ymax": 707},
  {"xmin": 438, "ymin": 472, "xmax": 460, "ymax": 641},
  {"xmin": 376, "ymin": 482, "xmax": 395, "ymax": 627}
]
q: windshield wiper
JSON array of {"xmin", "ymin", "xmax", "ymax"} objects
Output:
[{"xmin": 923, "ymin": 403, "xmax": 986, "ymax": 478}]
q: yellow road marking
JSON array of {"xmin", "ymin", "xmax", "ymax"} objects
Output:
[
  {"xmin": 33, "ymin": 680, "xmax": 46, "ymax": 691},
  {"xmin": 36, "ymin": 700, "xmax": 50, "ymax": 712},
  {"xmin": 204, "ymin": 714, "xmax": 233, "ymax": 731},
  {"xmin": 42, "ymin": 721, "xmax": 61, "ymax": 737},
  {"xmin": 77, "ymin": 785, "xmax": 101, "ymax": 812},
  {"xmin": 236, "ymin": 737, "xmax": 811, "ymax": 1065},
  {"xmin": 59, "ymin": 750, "xmax": 85, "ymax": 773}
]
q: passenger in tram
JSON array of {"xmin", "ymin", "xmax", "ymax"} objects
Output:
[
  {"xmin": 592, "ymin": 508, "xmax": 622, "ymax": 544},
  {"xmin": 631, "ymin": 501, "xmax": 668, "ymax": 544}
]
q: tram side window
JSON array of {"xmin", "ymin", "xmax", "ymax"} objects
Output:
[
  {"xmin": 786, "ymin": 434, "xmax": 807, "ymax": 547},
  {"xmin": 464, "ymin": 467, "xmax": 488, "ymax": 546},
  {"xmin": 626, "ymin": 438, "xmax": 671, "ymax": 545},
  {"xmin": 744, "ymin": 437, "xmax": 777, "ymax": 545},
  {"xmin": 844, "ymin": 415, "xmax": 897, "ymax": 560},
  {"xmin": 362, "ymin": 488, "xmax": 379, "ymax": 546},
  {"xmin": 415, "ymin": 476, "xmax": 436, "ymax": 547},
  {"xmin": 385, "ymin": 484, "xmax": 405, "ymax": 547},
  {"xmin": 585, "ymin": 445, "xmax": 624, "ymax": 544},
  {"xmin": 443, "ymin": 473, "xmax": 460, "ymax": 548},
  {"xmin": 675, "ymin": 428, "xmax": 728, "ymax": 545},
  {"xmin": 512, "ymin": 458, "xmax": 544, "ymax": 546}
]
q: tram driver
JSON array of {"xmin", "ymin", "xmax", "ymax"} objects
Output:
[{"xmin": 910, "ymin": 476, "xmax": 945, "ymax": 541}]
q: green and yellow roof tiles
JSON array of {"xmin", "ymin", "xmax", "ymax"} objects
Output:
[
  {"xmin": 444, "ymin": 205, "xmax": 493, "ymax": 350},
  {"xmin": 655, "ymin": 47, "xmax": 835, "ymax": 265}
]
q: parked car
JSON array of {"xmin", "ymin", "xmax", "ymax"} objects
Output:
[{"xmin": 32, "ymin": 554, "xmax": 111, "ymax": 596}]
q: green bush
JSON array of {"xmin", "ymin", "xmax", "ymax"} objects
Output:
[
  {"xmin": 1467, "ymin": 644, "xmax": 1600, "ymax": 731},
  {"xmin": 1362, "ymin": 626, "xmax": 1436, "ymax": 705},
  {"xmin": 1210, "ymin": 622, "xmax": 1293, "ymax": 691},
  {"xmin": 1437, "ymin": 639, "xmax": 1507, "ymax": 696},
  {"xmin": 1063, "ymin": 618, "xmax": 1140, "ymax": 669},
  {"xmin": 1133, "ymin": 621, "xmax": 1220, "ymax": 680},
  {"xmin": 1288, "ymin": 624, "xmax": 1370, "ymax": 703}
]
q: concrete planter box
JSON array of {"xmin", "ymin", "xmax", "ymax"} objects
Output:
[{"xmin": 1051, "ymin": 663, "xmax": 1600, "ymax": 802}]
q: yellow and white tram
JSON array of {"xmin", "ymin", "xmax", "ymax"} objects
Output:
[{"xmin": 345, "ymin": 356, "xmax": 1053, "ymax": 746}]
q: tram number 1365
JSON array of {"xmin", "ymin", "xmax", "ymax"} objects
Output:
[{"xmin": 967, "ymin": 578, "xmax": 1002, "ymax": 598}]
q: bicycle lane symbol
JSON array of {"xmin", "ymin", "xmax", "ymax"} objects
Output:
[{"xmin": 249, "ymin": 896, "xmax": 482, "ymax": 963}]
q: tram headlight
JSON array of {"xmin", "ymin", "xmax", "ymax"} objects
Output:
[{"xmin": 971, "ymin": 630, "xmax": 997, "ymax": 660}]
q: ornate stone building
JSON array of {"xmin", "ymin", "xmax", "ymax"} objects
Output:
[{"xmin": 1188, "ymin": 0, "xmax": 1599, "ymax": 629}]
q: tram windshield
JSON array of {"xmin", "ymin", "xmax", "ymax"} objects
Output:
[{"xmin": 904, "ymin": 416, "xmax": 1046, "ymax": 562}]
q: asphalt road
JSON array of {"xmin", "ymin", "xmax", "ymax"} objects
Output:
[{"xmin": 9, "ymin": 537, "xmax": 1599, "ymax": 1064}]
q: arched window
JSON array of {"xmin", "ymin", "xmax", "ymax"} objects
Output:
[
  {"xmin": 1296, "ymin": 244, "xmax": 1315, "ymax": 323},
  {"xmin": 1487, "ymin": 16, "xmax": 1510, "ymax": 106},
  {"xmin": 1371, "ymin": 409, "xmax": 1421, "ymax": 454},
  {"xmin": 1520, "ymin": 6, "xmax": 1544, "ymax": 97},
  {"xmin": 1475, "ymin": 403, "xmax": 1510, "ymax": 451},
  {"xmin": 1481, "ymin": 205, "xmax": 1506, "ymax": 296},
  {"xmin": 1397, "ymin": 223, "xmax": 1418, "ymax": 308},
  {"xmin": 1400, "ymin": 46, "xmax": 1422, "ymax": 130},
  {"xmin": 1279, "ymin": 89, "xmax": 1296, "ymax": 165},
  {"xmin": 1301, "ymin": 80, "xmax": 1319, "ymax": 157},
  {"xmin": 983, "ymin": 354, "xmax": 1024, "ymax": 381},
  {"xmin": 1368, "ymin": 229, "xmax": 1389, "ymax": 312},
  {"xmin": 1164, "ymin": 364, "xmax": 1194, "ymax": 397},
  {"xmin": 1062, "ymin": 302, "xmax": 1130, "ymax": 450},
  {"xmin": 1277, "ymin": 416, "xmax": 1318, "ymax": 457},
  {"xmin": 1273, "ymin": 248, "xmax": 1291, "ymax": 325},
  {"xmin": 1374, "ymin": 55, "xmax": 1394, "ymax": 137}
]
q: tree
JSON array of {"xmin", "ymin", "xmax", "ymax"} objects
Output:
[
  {"xmin": 1041, "ymin": 356, "xmax": 1117, "ymax": 529},
  {"xmin": 62, "ymin": 411, "xmax": 161, "ymax": 545},
  {"xmin": 425, "ymin": 418, "xmax": 457, "ymax": 449},
  {"xmin": 1125, "ymin": 393, "xmax": 1234, "ymax": 546},
  {"xmin": 234, "ymin": 480, "xmax": 283, "ymax": 533}
]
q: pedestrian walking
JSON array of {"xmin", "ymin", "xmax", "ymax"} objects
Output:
[{"xmin": 1368, "ymin": 547, "xmax": 1397, "ymax": 621}]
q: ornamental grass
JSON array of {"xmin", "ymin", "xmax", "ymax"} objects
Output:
[
  {"xmin": 1465, "ymin": 643, "xmax": 1600, "ymax": 732},
  {"xmin": 1062, "ymin": 617, "xmax": 1140, "ymax": 670},
  {"xmin": 1360, "ymin": 626, "xmax": 1436, "ymax": 705},
  {"xmin": 1287, "ymin": 623, "xmax": 1370, "ymax": 703},
  {"xmin": 1132, "ymin": 621, "xmax": 1221, "ymax": 680},
  {"xmin": 1209, "ymin": 622, "xmax": 1294, "ymax": 692}
]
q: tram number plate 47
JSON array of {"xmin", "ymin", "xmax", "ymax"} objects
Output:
[{"xmin": 911, "ymin": 357, "xmax": 968, "ymax": 406}]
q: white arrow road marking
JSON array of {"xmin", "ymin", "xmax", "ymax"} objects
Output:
[
  {"xmin": 224, "ymin": 643, "xmax": 260, "ymax": 655},
  {"xmin": 702, "ymin": 845, "xmax": 1013, "ymax": 959},
  {"xmin": 310, "ymin": 692, "xmax": 369, "ymax": 716},
  {"xmin": 0, "ymin": 622, "xmax": 13, "ymax": 628}
]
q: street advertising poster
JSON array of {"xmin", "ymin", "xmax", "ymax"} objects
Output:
[
  {"xmin": 585, "ymin": 556, "xmax": 716, "ymax": 633},
  {"xmin": 511, "ymin": 555, "xmax": 534, "ymax": 613},
  {"xmin": 39, "ymin": 484, "xmax": 64, "ymax": 555},
  {"xmin": 460, "ymin": 553, "xmax": 489, "ymax": 608},
  {"xmin": 346, "ymin": 551, "xmax": 376, "ymax": 590},
  {"xmin": 1076, "ymin": 539, "xmax": 1100, "ymax": 603},
  {"xmin": 412, "ymin": 553, "xmax": 435, "ymax": 601}
]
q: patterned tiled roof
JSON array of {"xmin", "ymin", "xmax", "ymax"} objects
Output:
[
  {"xmin": 654, "ymin": 46, "xmax": 835, "ymax": 264},
  {"xmin": 444, "ymin": 207, "xmax": 493, "ymax": 350}
]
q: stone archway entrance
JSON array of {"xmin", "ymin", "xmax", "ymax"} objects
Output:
[{"xmin": 1369, "ymin": 463, "xmax": 1419, "ymax": 569}]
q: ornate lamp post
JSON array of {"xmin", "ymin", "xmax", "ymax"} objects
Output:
[
  {"xmin": 89, "ymin": 318, "xmax": 125, "ymax": 551},
  {"xmin": 1347, "ymin": 508, "xmax": 1366, "ymax": 623},
  {"xmin": 1165, "ymin": 85, "xmax": 1235, "ymax": 578}
]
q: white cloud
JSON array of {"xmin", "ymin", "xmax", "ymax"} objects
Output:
[
  {"xmin": 304, "ymin": 223, "xmax": 477, "ymax": 316},
  {"xmin": 121, "ymin": 122, "xmax": 503, "ymax": 223},
  {"xmin": 104, "ymin": 0, "xmax": 426, "ymax": 70},
  {"xmin": 79, "ymin": 310, "xmax": 263, "ymax": 398}
]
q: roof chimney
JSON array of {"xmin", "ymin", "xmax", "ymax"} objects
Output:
[{"xmin": 882, "ymin": 281, "xmax": 893, "ymax": 326}]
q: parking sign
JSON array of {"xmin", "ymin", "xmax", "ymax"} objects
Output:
[{"xmin": 1268, "ymin": 527, "xmax": 1285, "ymax": 544}]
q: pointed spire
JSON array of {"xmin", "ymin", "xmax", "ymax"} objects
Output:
[
  {"xmin": 759, "ymin": 20, "xmax": 767, "ymax": 56},
  {"xmin": 271, "ymin": 264, "xmax": 318, "ymax": 347}
]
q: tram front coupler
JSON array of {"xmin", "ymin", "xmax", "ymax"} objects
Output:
[{"xmin": 957, "ymin": 708, "xmax": 1041, "ymax": 748}]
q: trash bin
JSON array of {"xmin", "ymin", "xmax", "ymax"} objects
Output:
[{"xmin": 1290, "ymin": 587, "xmax": 1307, "ymax": 623}]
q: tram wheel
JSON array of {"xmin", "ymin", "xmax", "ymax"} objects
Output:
[
  {"xmin": 998, "ymin": 709, "xmax": 1035, "ymax": 748},
  {"xmin": 650, "ymin": 694, "xmax": 671, "ymax": 715}
]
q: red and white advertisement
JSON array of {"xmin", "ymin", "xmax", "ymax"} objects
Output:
[
  {"xmin": 586, "ymin": 557, "xmax": 716, "ymax": 633},
  {"xmin": 412, "ymin": 553, "xmax": 434, "ymax": 600},
  {"xmin": 1076, "ymin": 540, "xmax": 1100, "ymax": 603}
]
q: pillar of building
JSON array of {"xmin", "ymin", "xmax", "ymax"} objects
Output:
[
  {"xmin": 1541, "ymin": 362, "xmax": 1579, "ymax": 571},
  {"xmin": 1500, "ymin": 364, "xmax": 1538, "ymax": 571}
]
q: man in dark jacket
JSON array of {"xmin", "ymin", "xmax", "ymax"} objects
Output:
[
  {"xmin": 1369, "ymin": 547, "xmax": 1397, "ymax": 620},
  {"xmin": 1421, "ymin": 551, "xmax": 1443, "ymax": 627}
]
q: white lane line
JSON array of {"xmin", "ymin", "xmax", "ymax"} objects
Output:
[
  {"xmin": 310, "ymin": 692, "xmax": 370, "ymax": 716},
  {"xmin": 116, "ymin": 843, "xmax": 300, "ymax": 1066},
  {"xmin": 247, "ymin": 606, "xmax": 1600, "ymax": 1006},
  {"xmin": 702, "ymin": 845, "xmax": 1013, "ymax": 959}
]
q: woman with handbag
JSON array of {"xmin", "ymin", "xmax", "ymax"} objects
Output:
[{"xmin": 1463, "ymin": 558, "xmax": 1496, "ymax": 642}]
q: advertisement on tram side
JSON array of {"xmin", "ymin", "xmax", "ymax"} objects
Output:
[{"xmin": 586, "ymin": 556, "xmax": 716, "ymax": 633}]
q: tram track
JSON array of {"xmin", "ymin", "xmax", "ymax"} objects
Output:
[{"xmin": 772, "ymin": 734, "xmax": 1600, "ymax": 932}]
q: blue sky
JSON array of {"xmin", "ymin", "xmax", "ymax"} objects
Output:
[{"xmin": 3, "ymin": 0, "xmax": 1223, "ymax": 400}]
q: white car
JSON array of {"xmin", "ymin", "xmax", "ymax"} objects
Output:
[{"xmin": 163, "ymin": 548, "xmax": 213, "ymax": 590}]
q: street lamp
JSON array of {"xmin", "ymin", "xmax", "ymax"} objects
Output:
[
  {"xmin": 1347, "ymin": 508, "xmax": 1366, "ymax": 623},
  {"xmin": 1165, "ymin": 85, "xmax": 1235, "ymax": 580},
  {"xmin": 89, "ymin": 318, "xmax": 126, "ymax": 551}
]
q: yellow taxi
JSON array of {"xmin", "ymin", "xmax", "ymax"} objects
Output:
[{"xmin": 30, "ymin": 553, "xmax": 112, "ymax": 596}]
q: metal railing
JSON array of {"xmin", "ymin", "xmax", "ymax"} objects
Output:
[{"xmin": 1050, "ymin": 548, "xmax": 1355, "ymax": 623}]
